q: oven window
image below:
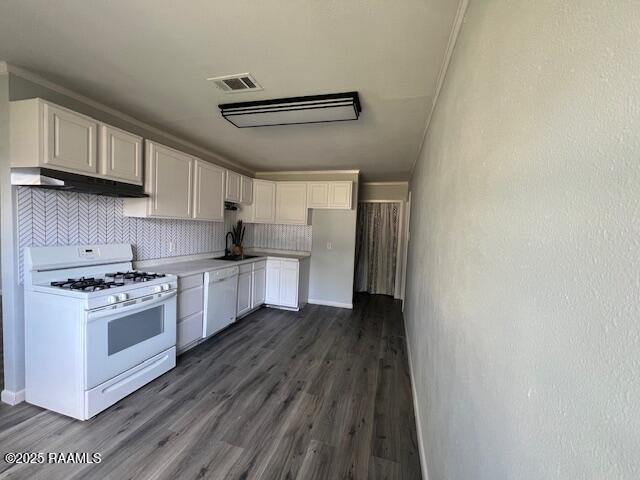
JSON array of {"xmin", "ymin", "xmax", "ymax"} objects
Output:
[{"xmin": 108, "ymin": 305, "xmax": 164, "ymax": 355}]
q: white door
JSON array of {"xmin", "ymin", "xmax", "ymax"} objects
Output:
[
  {"xmin": 307, "ymin": 182, "xmax": 329, "ymax": 208},
  {"xmin": 265, "ymin": 260, "xmax": 281, "ymax": 304},
  {"xmin": 280, "ymin": 262, "xmax": 299, "ymax": 308},
  {"xmin": 98, "ymin": 124, "xmax": 143, "ymax": 184},
  {"xmin": 225, "ymin": 170, "xmax": 241, "ymax": 203},
  {"xmin": 240, "ymin": 176, "xmax": 253, "ymax": 205},
  {"xmin": 44, "ymin": 102, "xmax": 98, "ymax": 174},
  {"xmin": 253, "ymin": 180, "xmax": 276, "ymax": 223},
  {"xmin": 147, "ymin": 141, "xmax": 194, "ymax": 218},
  {"xmin": 276, "ymin": 182, "xmax": 308, "ymax": 224},
  {"xmin": 328, "ymin": 182, "xmax": 352, "ymax": 209},
  {"xmin": 237, "ymin": 271, "xmax": 252, "ymax": 316},
  {"xmin": 252, "ymin": 267, "xmax": 266, "ymax": 308},
  {"xmin": 193, "ymin": 160, "xmax": 225, "ymax": 221}
]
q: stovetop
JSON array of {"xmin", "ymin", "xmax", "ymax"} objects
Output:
[{"xmin": 49, "ymin": 271, "xmax": 167, "ymax": 291}]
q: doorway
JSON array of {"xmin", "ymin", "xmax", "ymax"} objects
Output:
[{"xmin": 354, "ymin": 202, "xmax": 402, "ymax": 296}]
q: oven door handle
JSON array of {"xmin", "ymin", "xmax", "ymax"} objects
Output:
[{"xmin": 87, "ymin": 290, "xmax": 176, "ymax": 321}]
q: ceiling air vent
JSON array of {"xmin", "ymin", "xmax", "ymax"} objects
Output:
[{"xmin": 207, "ymin": 73, "xmax": 262, "ymax": 93}]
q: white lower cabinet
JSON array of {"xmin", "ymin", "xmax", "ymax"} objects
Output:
[
  {"xmin": 177, "ymin": 312, "xmax": 203, "ymax": 350},
  {"xmin": 176, "ymin": 273, "xmax": 204, "ymax": 352},
  {"xmin": 265, "ymin": 260, "xmax": 282, "ymax": 305},
  {"xmin": 252, "ymin": 262, "xmax": 266, "ymax": 308},
  {"xmin": 280, "ymin": 262, "xmax": 299, "ymax": 307},
  {"xmin": 237, "ymin": 266, "xmax": 252, "ymax": 317},
  {"xmin": 265, "ymin": 257, "xmax": 309, "ymax": 310}
]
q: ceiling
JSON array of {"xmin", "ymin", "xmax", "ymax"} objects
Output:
[{"xmin": 0, "ymin": 0, "xmax": 461, "ymax": 181}]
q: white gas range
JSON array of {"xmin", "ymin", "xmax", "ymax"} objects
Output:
[{"xmin": 24, "ymin": 244, "xmax": 178, "ymax": 420}]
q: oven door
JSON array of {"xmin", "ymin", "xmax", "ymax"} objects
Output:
[{"xmin": 84, "ymin": 290, "xmax": 177, "ymax": 389}]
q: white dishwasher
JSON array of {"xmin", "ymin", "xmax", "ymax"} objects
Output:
[{"xmin": 202, "ymin": 266, "xmax": 239, "ymax": 339}]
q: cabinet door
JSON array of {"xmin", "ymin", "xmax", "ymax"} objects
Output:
[
  {"xmin": 225, "ymin": 170, "xmax": 241, "ymax": 203},
  {"xmin": 177, "ymin": 312, "xmax": 203, "ymax": 350},
  {"xmin": 240, "ymin": 176, "xmax": 253, "ymax": 205},
  {"xmin": 253, "ymin": 180, "xmax": 276, "ymax": 223},
  {"xmin": 98, "ymin": 124, "xmax": 142, "ymax": 184},
  {"xmin": 276, "ymin": 183, "xmax": 308, "ymax": 224},
  {"xmin": 265, "ymin": 260, "xmax": 281, "ymax": 304},
  {"xmin": 307, "ymin": 182, "xmax": 329, "ymax": 208},
  {"xmin": 237, "ymin": 271, "xmax": 252, "ymax": 316},
  {"xmin": 147, "ymin": 141, "xmax": 194, "ymax": 218},
  {"xmin": 252, "ymin": 267, "xmax": 266, "ymax": 308},
  {"xmin": 280, "ymin": 262, "xmax": 299, "ymax": 308},
  {"xmin": 193, "ymin": 160, "xmax": 225, "ymax": 221},
  {"xmin": 329, "ymin": 181, "xmax": 353, "ymax": 209},
  {"xmin": 44, "ymin": 102, "xmax": 98, "ymax": 174}
]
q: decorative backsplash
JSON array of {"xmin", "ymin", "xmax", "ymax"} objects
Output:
[{"xmin": 16, "ymin": 187, "xmax": 312, "ymax": 281}]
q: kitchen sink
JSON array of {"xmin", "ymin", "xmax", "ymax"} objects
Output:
[{"xmin": 214, "ymin": 255, "xmax": 261, "ymax": 261}]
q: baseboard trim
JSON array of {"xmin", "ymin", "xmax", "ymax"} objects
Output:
[
  {"xmin": 307, "ymin": 299, "xmax": 353, "ymax": 309},
  {"xmin": 1, "ymin": 389, "xmax": 25, "ymax": 405},
  {"xmin": 404, "ymin": 323, "xmax": 430, "ymax": 480}
]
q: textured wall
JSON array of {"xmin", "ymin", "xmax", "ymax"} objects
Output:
[{"xmin": 405, "ymin": 1, "xmax": 640, "ymax": 479}]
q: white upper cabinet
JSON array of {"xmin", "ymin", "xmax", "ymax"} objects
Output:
[
  {"xmin": 125, "ymin": 141, "xmax": 228, "ymax": 221},
  {"xmin": 240, "ymin": 175, "xmax": 253, "ymax": 205},
  {"xmin": 240, "ymin": 179, "xmax": 276, "ymax": 223},
  {"xmin": 225, "ymin": 170, "xmax": 241, "ymax": 203},
  {"xmin": 276, "ymin": 182, "xmax": 308, "ymax": 225},
  {"xmin": 328, "ymin": 181, "xmax": 353, "ymax": 209},
  {"xmin": 147, "ymin": 141, "xmax": 194, "ymax": 218},
  {"xmin": 306, "ymin": 181, "xmax": 352, "ymax": 210},
  {"xmin": 124, "ymin": 140, "xmax": 194, "ymax": 219},
  {"xmin": 44, "ymin": 102, "xmax": 98, "ymax": 174},
  {"xmin": 11, "ymin": 98, "xmax": 98, "ymax": 175},
  {"xmin": 193, "ymin": 160, "xmax": 225, "ymax": 221},
  {"xmin": 99, "ymin": 124, "xmax": 142, "ymax": 185},
  {"xmin": 307, "ymin": 182, "xmax": 330, "ymax": 208}
]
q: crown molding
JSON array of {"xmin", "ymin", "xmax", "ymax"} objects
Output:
[
  {"xmin": 4, "ymin": 63, "xmax": 254, "ymax": 175},
  {"xmin": 409, "ymin": 0, "xmax": 469, "ymax": 179}
]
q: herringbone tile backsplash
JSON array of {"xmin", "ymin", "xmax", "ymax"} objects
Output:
[{"xmin": 17, "ymin": 187, "xmax": 312, "ymax": 281}]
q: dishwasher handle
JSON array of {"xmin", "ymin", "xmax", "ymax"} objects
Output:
[{"xmin": 206, "ymin": 266, "xmax": 239, "ymax": 284}]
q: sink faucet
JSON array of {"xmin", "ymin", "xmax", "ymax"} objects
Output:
[{"xmin": 225, "ymin": 232, "xmax": 234, "ymax": 256}]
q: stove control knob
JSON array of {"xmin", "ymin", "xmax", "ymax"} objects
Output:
[
  {"xmin": 153, "ymin": 285, "xmax": 162, "ymax": 293},
  {"xmin": 118, "ymin": 293, "xmax": 129, "ymax": 302},
  {"xmin": 161, "ymin": 284, "xmax": 170, "ymax": 291},
  {"xmin": 108, "ymin": 295, "xmax": 118, "ymax": 304}
]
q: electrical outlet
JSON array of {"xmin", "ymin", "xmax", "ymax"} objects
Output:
[
  {"xmin": 327, "ymin": 242, "xmax": 332, "ymax": 250},
  {"xmin": 168, "ymin": 241, "xmax": 175, "ymax": 253}
]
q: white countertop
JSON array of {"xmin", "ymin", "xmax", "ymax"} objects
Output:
[{"xmin": 146, "ymin": 250, "xmax": 310, "ymax": 277}]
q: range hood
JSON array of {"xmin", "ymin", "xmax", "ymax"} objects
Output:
[{"xmin": 11, "ymin": 168, "xmax": 148, "ymax": 198}]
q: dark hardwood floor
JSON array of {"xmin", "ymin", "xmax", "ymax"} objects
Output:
[{"xmin": 0, "ymin": 294, "xmax": 421, "ymax": 480}]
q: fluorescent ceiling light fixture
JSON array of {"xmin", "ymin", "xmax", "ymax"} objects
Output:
[{"xmin": 219, "ymin": 92, "xmax": 361, "ymax": 128}]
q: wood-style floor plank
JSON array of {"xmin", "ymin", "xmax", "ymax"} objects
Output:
[{"xmin": 0, "ymin": 294, "xmax": 421, "ymax": 479}]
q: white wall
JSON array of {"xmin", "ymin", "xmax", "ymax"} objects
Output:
[
  {"xmin": 309, "ymin": 208, "xmax": 357, "ymax": 308},
  {"xmin": 405, "ymin": 1, "xmax": 640, "ymax": 479}
]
